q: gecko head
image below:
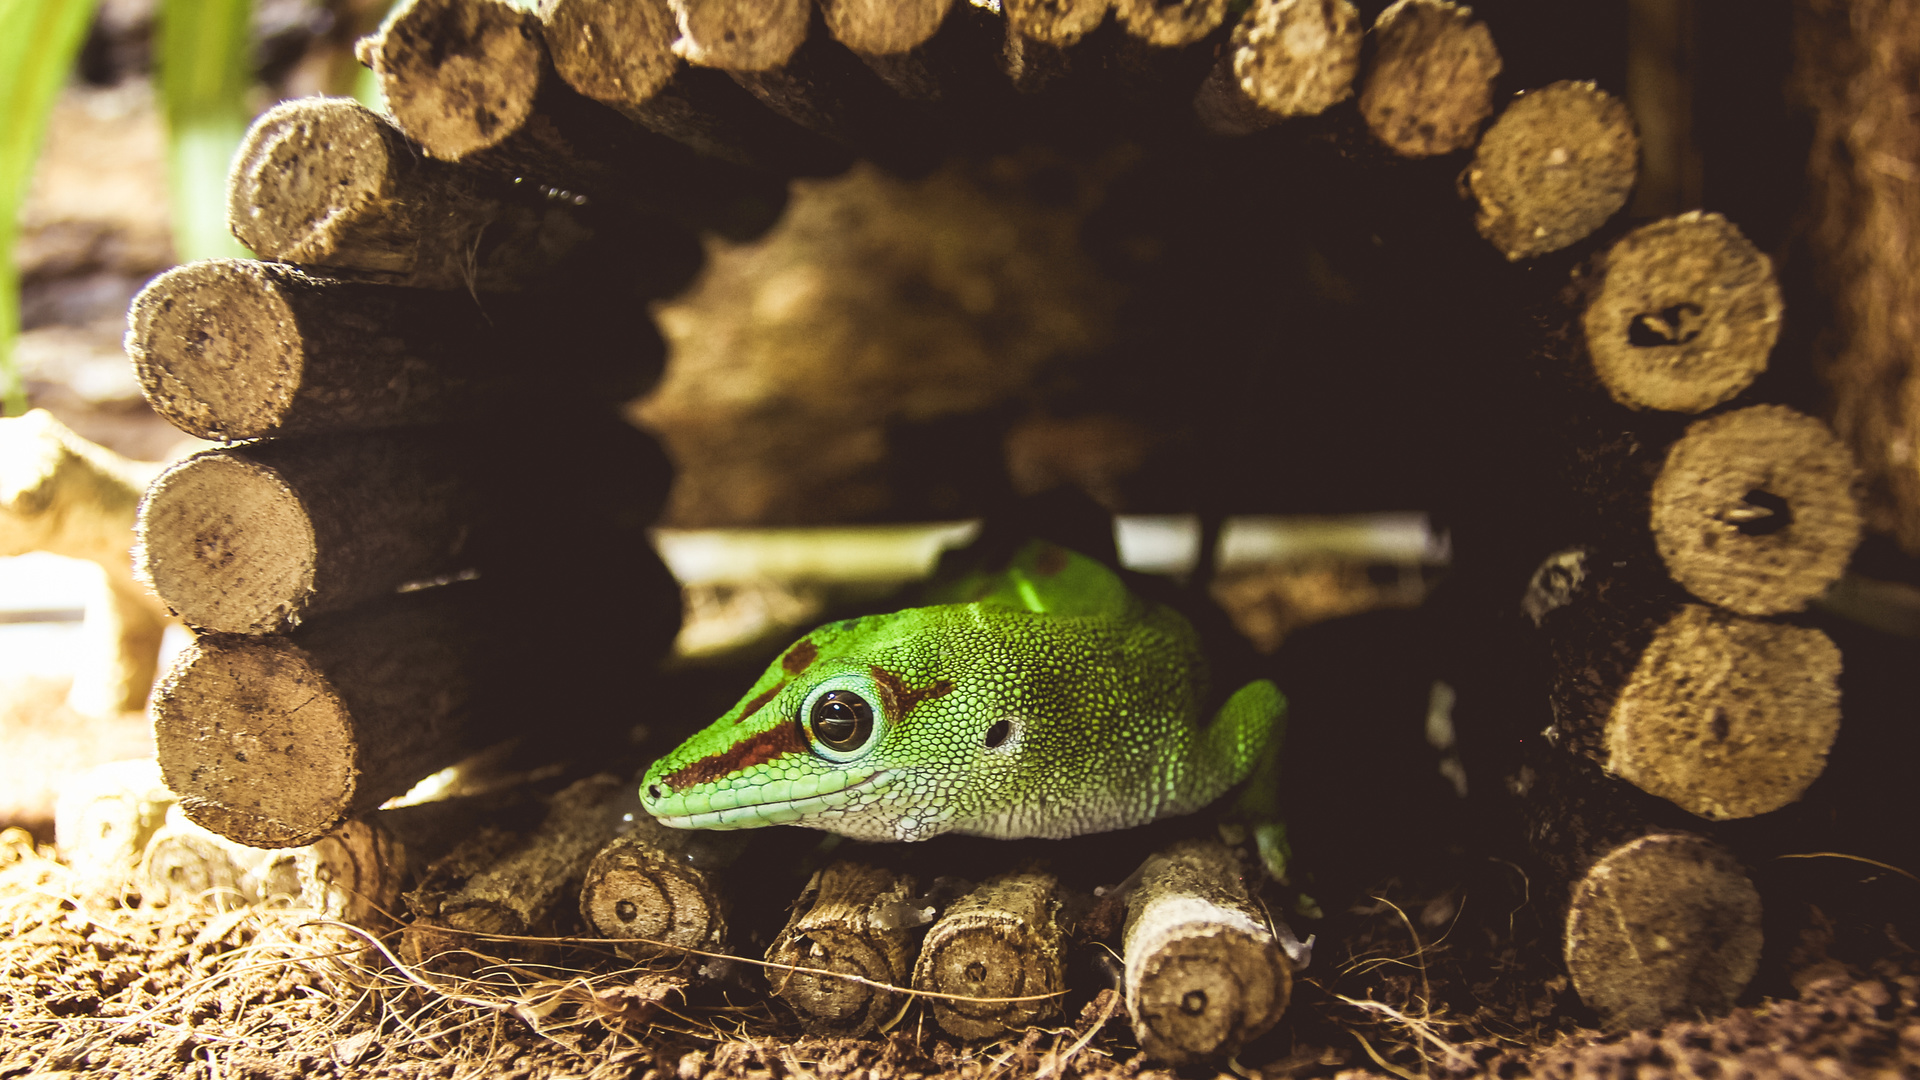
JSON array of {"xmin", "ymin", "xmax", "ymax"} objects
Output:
[{"xmin": 639, "ymin": 610, "xmax": 1033, "ymax": 842}]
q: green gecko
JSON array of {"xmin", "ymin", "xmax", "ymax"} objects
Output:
[{"xmin": 639, "ymin": 540, "xmax": 1286, "ymax": 843}]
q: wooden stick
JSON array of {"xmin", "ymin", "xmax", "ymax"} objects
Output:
[
  {"xmin": 1192, "ymin": 0, "xmax": 1362, "ymax": 137},
  {"xmin": 127, "ymin": 260, "xmax": 513, "ymax": 442},
  {"xmin": 1579, "ymin": 213, "xmax": 1781, "ymax": 412},
  {"xmin": 912, "ymin": 871, "xmax": 1068, "ymax": 1039},
  {"xmin": 297, "ymin": 790, "xmax": 541, "ymax": 929},
  {"xmin": 1120, "ymin": 839, "xmax": 1289, "ymax": 1065},
  {"xmin": 1650, "ymin": 405, "xmax": 1862, "ymax": 615},
  {"xmin": 578, "ymin": 814, "xmax": 742, "ymax": 962},
  {"xmin": 151, "ymin": 585, "xmax": 496, "ymax": 848},
  {"xmin": 1356, "ymin": 0, "xmax": 1501, "ymax": 158},
  {"xmin": 1001, "ymin": 0, "xmax": 1111, "ymax": 93},
  {"xmin": 1527, "ymin": 550, "xmax": 1842, "ymax": 821},
  {"xmin": 138, "ymin": 804, "xmax": 302, "ymax": 908},
  {"xmin": 401, "ymin": 774, "xmax": 627, "ymax": 975},
  {"xmin": 1112, "ymin": 0, "xmax": 1226, "ymax": 48},
  {"xmin": 228, "ymin": 97, "xmax": 585, "ymax": 291},
  {"xmin": 764, "ymin": 861, "xmax": 923, "ymax": 1035},
  {"xmin": 136, "ymin": 430, "xmax": 484, "ymax": 634},
  {"xmin": 819, "ymin": 0, "xmax": 954, "ymax": 100},
  {"xmin": 54, "ymin": 758, "xmax": 174, "ymax": 906},
  {"xmin": 1469, "ymin": 81, "xmax": 1639, "ymax": 261}
]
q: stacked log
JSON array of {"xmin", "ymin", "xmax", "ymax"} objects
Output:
[{"xmin": 1515, "ymin": 211, "xmax": 1863, "ymax": 1028}]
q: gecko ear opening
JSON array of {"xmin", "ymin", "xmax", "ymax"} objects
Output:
[{"xmin": 984, "ymin": 719, "xmax": 1012, "ymax": 748}]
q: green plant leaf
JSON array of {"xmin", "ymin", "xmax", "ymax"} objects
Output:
[
  {"xmin": 158, "ymin": 0, "xmax": 252, "ymax": 261},
  {"xmin": 0, "ymin": 0, "xmax": 100, "ymax": 416}
]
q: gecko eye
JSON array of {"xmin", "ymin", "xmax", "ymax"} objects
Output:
[{"xmin": 809, "ymin": 690, "xmax": 874, "ymax": 752}]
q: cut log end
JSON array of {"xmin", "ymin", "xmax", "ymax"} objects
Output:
[
  {"xmin": 1564, "ymin": 833, "xmax": 1762, "ymax": 1030},
  {"xmin": 579, "ymin": 831, "xmax": 728, "ymax": 959},
  {"xmin": 765, "ymin": 862, "xmax": 920, "ymax": 1036},
  {"xmin": 1003, "ymin": 0, "xmax": 1110, "ymax": 48},
  {"xmin": 128, "ymin": 260, "xmax": 303, "ymax": 442},
  {"xmin": 298, "ymin": 818, "xmax": 406, "ymax": 927},
  {"xmin": 1582, "ymin": 213, "xmax": 1782, "ymax": 411},
  {"xmin": 137, "ymin": 452, "xmax": 316, "ymax": 635},
  {"xmin": 543, "ymin": 0, "xmax": 681, "ymax": 109},
  {"xmin": 1358, "ymin": 0, "xmax": 1501, "ymax": 158},
  {"xmin": 1196, "ymin": 0, "xmax": 1360, "ymax": 134},
  {"xmin": 371, "ymin": 0, "xmax": 545, "ymax": 161},
  {"xmin": 154, "ymin": 637, "xmax": 357, "ymax": 849},
  {"xmin": 228, "ymin": 98, "xmax": 397, "ymax": 267},
  {"xmin": 1651, "ymin": 405, "xmax": 1863, "ymax": 614},
  {"xmin": 913, "ymin": 872, "xmax": 1066, "ymax": 1040},
  {"xmin": 820, "ymin": 0, "xmax": 954, "ymax": 56},
  {"xmin": 1114, "ymin": 0, "xmax": 1228, "ymax": 48},
  {"xmin": 1471, "ymin": 80, "xmax": 1639, "ymax": 260},
  {"xmin": 671, "ymin": 0, "xmax": 810, "ymax": 71},
  {"xmin": 1606, "ymin": 605, "xmax": 1841, "ymax": 820}
]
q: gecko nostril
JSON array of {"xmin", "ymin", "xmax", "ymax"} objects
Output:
[{"xmin": 647, "ymin": 784, "xmax": 662, "ymax": 800}]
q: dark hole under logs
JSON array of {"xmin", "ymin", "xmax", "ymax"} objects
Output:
[
  {"xmin": 1627, "ymin": 302, "xmax": 1707, "ymax": 347},
  {"xmin": 1726, "ymin": 489, "xmax": 1794, "ymax": 536}
]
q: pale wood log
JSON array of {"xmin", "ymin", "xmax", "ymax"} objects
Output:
[
  {"xmin": 1001, "ymin": 0, "xmax": 1110, "ymax": 93},
  {"xmin": 1470, "ymin": 80, "xmax": 1640, "ymax": 260},
  {"xmin": 1192, "ymin": 0, "xmax": 1362, "ymax": 137},
  {"xmin": 1121, "ymin": 839, "xmax": 1289, "ymax": 1065},
  {"xmin": 228, "ymin": 97, "xmax": 585, "ymax": 291},
  {"xmin": 138, "ymin": 803, "xmax": 301, "ymax": 909},
  {"xmin": 765, "ymin": 861, "xmax": 922, "ymax": 1036},
  {"xmin": 913, "ymin": 871, "xmax": 1067, "ymax": 1039},
  {"xmin": 135, "ymin": 430, "xmax": 483, "ymax": 634},
  {"xmin": 1357, "ymin": 0, "xmax": 1500, "ymax": 158},
  {"xmin": 151, "ymin": 585, "xmax": 494, "ymax": 848},
  {"xmin": 54, "ymin": 758, "xmax": 174, "ymax": 906},
  {"xmin": 819, "ymin": 0, "xmax": 954, "ymax": 99},
  {"xmin": 578, "ymin": 814, "xmax": 742, "ymax": 962},
  {"xmin": 1112, "ymin": 0, "xmax": 1226, "ymax": 48},
  {"xmin": 297, "ymin": 790, "xmax": 540, "ymax": 929},
  {"xmin": 1579, "ymin": 213, "xmax": 1781, "ymax": 412}
]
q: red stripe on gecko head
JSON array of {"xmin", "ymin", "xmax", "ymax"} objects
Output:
[
  {"xmin": 868, "ymin": 667, "xmax": 955, "ymax": 719},
  {"xmin": 663, "ymin": 722, "xmax": 809, "ymax": 789},
  {"xmin": 732, "ymin": 681, "xmax": 786, "ymax": 724},
  {"xmin": 781, "ymin": 640, "xmax": 818, "ymax": 674}
]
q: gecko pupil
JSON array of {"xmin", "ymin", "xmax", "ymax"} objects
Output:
[{"xmin": 810, "ymin": 691, "xmax": 873, "ymax": 751}]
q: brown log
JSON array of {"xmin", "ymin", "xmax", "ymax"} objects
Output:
[
  {"xmin": 1795, "ymin": 0, "xmax": 1920, "ymax": 556},
  {"xmin": 1516, "ymin": 750, "xmax": 1763, "ymax": 1030},
  {"xmin": 298, "ymin": 790, "xmax": 540, "ymax": 929},
  {"xmin": 1112, "ymin": 0, "xmax": 1226, "ymax": 48},
  {"xmin": 1356, "ymin": 0, "xmax": 1500, "ymax": 158},
  {"xmin": 135, "ymin": 430, "xmax": 482, "ymax": 634},
  {"xmin": 1526, "ymin": 549, "xmax": 1843, "ymax": 821},
  {"xmin": 1120, "ymin": 839, "xmax": 1289, "ymax": 1066},
  {"xmin": 1001, "ymin": 0, "xmax": 1110, "ymax": 93},
  {"xmin": 1192, "ymin": 0, "xmax": 1362, "ymax": 137},
  {"xmin": 137, "ymin": 804, "xmax": 302, "ymax": 909},
  {"xmin": 227, "ymin": 97, "xmax": 586, "ymax": 292},
  {"xmin": 127, "ymin": 259, "xmax": 509, "ymax": 441},
  {"xmin": 401, "ymin": 774, "xmax": 627, "ymax": 975},
  {"xmin": 1579, "ymin": 213, "xmax": 1781, "ymax": 412},
  {"xmin": 1651, "ymin": 406, "xmax": 1863, "ymax": 615},
  {"xmin": 54, "ymin": 758, "xmax": 174, "ymax": 906},
  {"xmin": 578, "ymin": 813, "xmax": 742, "ymax": 962},
  {"xmin": 151, "ymin": 585, "xmax": 495, "ymax": 848},
  {"xmin": 1469, "ymin": 81, "xmax": 1640, "ymax": 261},
  {"xmin": 765, "ymin": 861, "xmax": 924, "ymax": 1036},
  {"xmin": 912, "ymin": 871, "xmax": 1068, "ymax": 1039}
]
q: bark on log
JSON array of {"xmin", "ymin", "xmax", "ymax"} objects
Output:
[
  {"xmin": 765, "ymin": 861, "xmax": 923, "ymax": 1036},
  {"xmin": 127, "ymin": 259, "xmax": 511, "ymax": 441},
  {"xmin": 1192, "ymin": 0, "xmax": 1362, "ymax": 137},
  {"xmin": 54, "ymin": 758, "xmax": 174, "ymax": 906},
  {"xmin": 138, "ymin": 804, "xmax": 301, "ymax": 909},
  {"xmin": 912, "ymin": 871, "xmax": 1068, "ymax": 1039},
  {"xmin": 151, "ymin": 584, "xmax": 496, "ymax": 848},
  {"xmin": 1517, "ymin": 749, "xmax": 1763, "ymax": 1030},
  {"xmin": 1579, "ymin": 213, "xmax": 1781, "ymax": 411},
  {"xmin": 1469, "ymin": 81, "xmax": 1640, "ymax": 261},
  {"xmin": 1526, "ymin": 548, "xmax": 1843, "ymax": 821},
  {"xmin": 819, "ymin": 0, "xmax": 953, "ymax": 100},
  {"xmin": 578, "ymin": 813, "xmax": 742, "ymax": 962},
  {"xmin": 1120, "ymin": 839, "xmax": 1290, "ymax": 1066},
  {"xmin": 298, "ymin": 791, "xmax": 540, "ymax": 929},
  {"xmin": 1001, "ymin": 0, "xmax": 1110, "ymax": 93},
  {"xmin": 228, "ymin": 97, "xmax": 585, "ymax": 291},
  {"xmin": 1795, "ymin": 0, "xmax": 1920, "ymax": 556},
  {"xmin": 539, "ymin": 0, "xmax": 844, "ymax": 174},
  {"xmin": 1356, "ymin": 0, "xmax": 1501, "ymax": 158},
  {"xmin": 135, "ymin": 430, "xmax": 483, "ymax": 634},
  {"xmin": 401, "ymin": 774, "xmax": 627, "ymax": 975}
]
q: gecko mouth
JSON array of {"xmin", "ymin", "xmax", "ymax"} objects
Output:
[{"xmin": 651, "ymin": 770, "xmax": 895, "ymax": 830}]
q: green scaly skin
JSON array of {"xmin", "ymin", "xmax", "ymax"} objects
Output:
[{"xmin": 640, "ymin": 540, "xmax": 1286, "ymax": 843}]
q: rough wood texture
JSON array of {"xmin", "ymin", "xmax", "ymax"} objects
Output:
[
  {"xmin": 136, "ymin": 430, "xmax": 481, "ymax": 634},
  {"xmin": 579, "ymin": 814, "xmax": 742, "ymax": 962},
  {"xmin": 1796, "ymin": 0, "xmax": 1920, "ymax": 555},
  {"xmin": 0, "ymin": 410, "xmax": 170, "ymax": 715},
  {"xmin": 1651, "ymin": 406, "xmax": 1862, "ymax": 615},
  {"xmin": 1112, "ymin": 0, "xmax": 1226, "ymax": 48},
  {"xmin": 54, "ymin": 758, "xmax": 174, "ymax": 905},
  {"xmin": 1193, "ymin": 0, "xmax": 1361, "ymax": 137},
  {"xmin": 228, "ymin": 97, "xmax": 583, "ymax": 291},
  {"xmin": 912, "ymin": 871, "xmax": 1067, "ymax": 1039},
  {"xmin": 765, "ymin": 861, "xmax": 923, "ymax": 1036},
  {"xmin": 127, "ymin": 259, "xmax": 509, "ymax": 441},
  {"xmin": 1580, "ymin": 214, "xmax": 1781, "ymax": 411},
  {"xmin": 138, "ymin": 804, "xmax": 301, "ymax": 909},
  {"xmin": 402, "ymin": 774, "xmax": 626, "ymax": 975},
  {"xmin": 1357, "ymin": 0, "xmax": 1500, "ymax": 158},
  {"xmin": 1527, "ymin": 549, "xmax": 1843, "ymax": 821},
  {"xmin": 1120, "ymin": 840, "xmax": 1289, "ymax": 1065},
  {"xmin": 819, "ymin": 0, "xmax": 954, "ymax": 101},
  {"xmin": 1469, "ymin": 81, "xmax": 1640, "ymax": 261},
  {"xmin": 1001, "ymin": 0, "xmax": 1110, "ymax": 92},
  {"xmin": 151, "ymin": 586, "xmax": 492, "ymax": 848},
  {"xmin": 298, "ymin": 792, "xmax": 539, "ymax": 929},
  {"xmin": 671, "ymin": 0, "xmax": 810, "ymax": 70}
]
